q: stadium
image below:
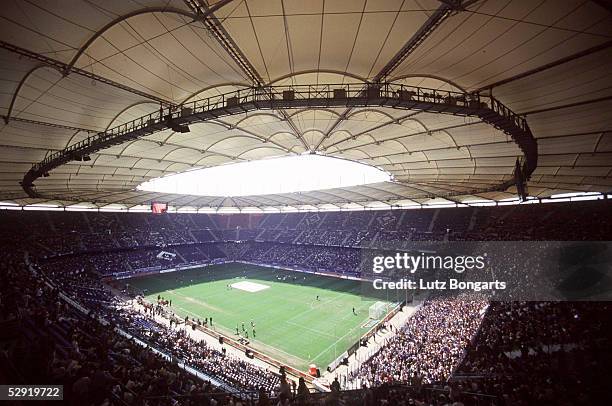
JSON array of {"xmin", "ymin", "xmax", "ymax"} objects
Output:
[{"xmin": 0, "ymin": 0, "xmax": 611, "ymax": 405}]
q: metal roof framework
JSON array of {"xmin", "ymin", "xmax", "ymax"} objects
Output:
[{"xmin": 0, "ymin": 0, "xmax": 610, "ymax": 210}]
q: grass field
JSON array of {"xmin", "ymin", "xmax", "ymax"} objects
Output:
[{"xmin": 126, "ymin": 263, "xmax": 390, "ymax": 371}]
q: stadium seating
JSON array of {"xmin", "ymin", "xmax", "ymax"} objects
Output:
[{"xmin": 1, "ymin": 200, "xmax": 611, "ymax": 405}]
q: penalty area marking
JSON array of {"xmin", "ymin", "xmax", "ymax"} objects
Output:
[{"xmin": 231, "ymin": 280, "xmax": 270, "ymax": 293}]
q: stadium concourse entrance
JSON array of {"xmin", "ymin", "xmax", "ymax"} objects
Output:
[{"xmin": 118, "ymin": 261, "xmax": 407, "ymax": 382}]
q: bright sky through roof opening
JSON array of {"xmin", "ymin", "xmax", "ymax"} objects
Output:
[{"xmin": 137, "ymin": 154, "xmax": 391, "ymax": 197}]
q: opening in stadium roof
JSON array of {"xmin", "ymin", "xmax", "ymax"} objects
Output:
[{"xmin": 137, "ymin": 154, "xmax": 391, "ymax": 197}]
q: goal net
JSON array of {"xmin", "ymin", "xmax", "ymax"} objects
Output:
[{"xmin": 368, "ymin": 301, "xmax": 387, "ymax": 320}]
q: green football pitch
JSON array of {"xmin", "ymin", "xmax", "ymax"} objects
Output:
[{"xmin": 126, "ymin": 263, "xmax": 391, "ymax": 371}]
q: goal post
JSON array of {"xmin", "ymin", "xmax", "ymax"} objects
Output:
[{"xmin": 368, "ymin": 301, "xmax": 387, "ymax": 320}]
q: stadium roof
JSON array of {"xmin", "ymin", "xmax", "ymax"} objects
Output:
[{"xmin": 0, "ymin": 0, "xmax": 611, "ymax": 211}]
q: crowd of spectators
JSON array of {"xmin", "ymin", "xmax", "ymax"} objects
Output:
[
  {"xmin": 1, "ymin": 199, "xmax": 611, "ymax": 405},
  {"xmin": 0, "ymin": 246, "xmax": 298, "ymax": 405},
  {"xmin": 2, "ymin": 199, "xmax": 610, "ymax": 260},
  {"xmin": 350, "ymin": 296, "xmax": 488, "ymax": 387},
  {"xmin": 115, "ymin": 307, "xmax": 282, "ymax": 395},
  {"xmin": 454, "ymin": 301, "xmax": 612, "ymax": 405},
  {"xmin": 1, "ymin": 247, "xmax": 224, "ymax": 406},
  {"xmin": 240, "ymin": 242, "xmax": 362, "ymax": 276}
]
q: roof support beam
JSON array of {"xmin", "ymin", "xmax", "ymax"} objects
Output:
[
  {"xmin": 278, "ymin": 111, "xmax": 310, "ymax": 151},
  {"xmin": 1, "ymin": 116, "xmax": 98, "ymax": 133},
  {"xmin": 313, "ymin": 188, "xmax": 374, "ymax": 203},
  {"xmin": 67, "ymin": 3, "xmax": 235, "ymax": 74},
  {"xmin": 473, "ymin": 40, "xmax": 612, "ymax": 93},
  {"xmin": 181, "ymin": 1, "xmax": 311, "ymax": 156},
  {"xmin": 331, "ymin": 121, "xmax": 482, "ymax": 154},
  {"xmin": 212, "ymin": 118, "xmax": 295, "ymax": 153},
  {"xmin": 4, "ymin": 64, "xmax": 50, "ymax": 124},
  {"xmin": 314, "ymin": 108, "xmax": 355, "ymax": 151},
  {"xmin": 183, "ymin": 1, "xmax": 308, "ymax": 148},
  {"xmin": 322, "ymin": 111, "xmax": 425, "ymax": 152},
  {"xmin": 393, "ymin": 181, "xmax": 457, "ymax": 200},
  {"xmin": 184, "ymin": 0, "xmax": 262, "ymax": 86},
  {"xmin": 361, "ymin": 184, "xmax": 417, "ymax": 201},
  {"xmin": 518, "ymin": 95, "xmax": 612, "ymax": 116},
  {"xmin": 66, "ymin": 7, "xmax": 196, "ymax": 72},
  {"xmin": 0, "ymin": 40, "xmax": 177, "ymax": 107},
  {"xmin": 323, "ymin": 1, "xmax": 474, "ymax": 151},
  {"xmin": 229, "ymin": 195, "xmax": 266, "ymax": 208},
  {"xmin": 373, "ymin": 0, "xmax": 478, "ymax": 82}
]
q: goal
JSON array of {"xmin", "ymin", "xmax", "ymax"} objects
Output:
[{"xmin": 368, "ymin": 301, "xmax": 387, "ymax": 320}]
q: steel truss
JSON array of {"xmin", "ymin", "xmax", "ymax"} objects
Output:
[
  {"xmin": 22, "ymin": 82, "xmax": 537, "ymax": 198},
  {"xmin": 0, "ymin": 40, "xmax": 176, "ymax": 108}
]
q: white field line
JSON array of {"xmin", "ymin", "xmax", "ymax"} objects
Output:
[
  {"xmin": 284, "ymin": 320, "xmax": 337, "ymax": 339},
  {"xmin": 311, "ymin": 322, "xmax": 362, "ymax": 363}
]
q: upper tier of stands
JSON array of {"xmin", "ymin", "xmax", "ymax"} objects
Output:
[
  {"xmin": 1, "ymin": 200, "xmax": 611, "ymax": 257},
  {"xmin": 2, "ymin": 200, "xmax": 610, "ymax": 277}
]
